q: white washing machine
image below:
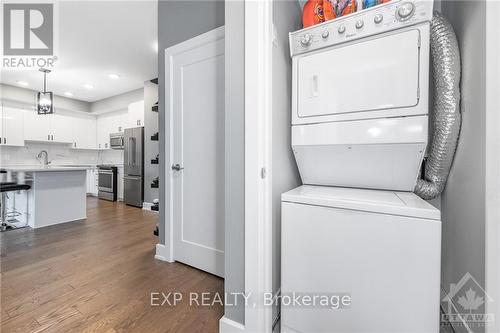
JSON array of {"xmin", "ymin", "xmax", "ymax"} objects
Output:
[
  {"xmin": 281, "ymin": 186, "xmax": 441, "ymax": 332},
  {"xmin": 282, "ymin": 0, "xmax": 441, "ymax": 332}
]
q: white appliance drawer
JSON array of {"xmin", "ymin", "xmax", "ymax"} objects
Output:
[{"xmin": 293, "ymin": 26, "xmax": 428, "ymax": 124}]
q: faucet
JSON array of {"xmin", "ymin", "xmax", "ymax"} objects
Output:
[{"xmin": 37, "ymin": 150, "xmax": 50, "ymax": 166}]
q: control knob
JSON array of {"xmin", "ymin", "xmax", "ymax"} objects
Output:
[
  {"xmin": 300, "ymin": 33, "xmax": 313, "ymax": 47},
  {"xmin": 396, "ymin": 2, "xmax": 415, "ymax": 21},
  {"xmin": 337, "ymin": 25, "xmax": 346, "ymax": 34},
  {"xmin": 321, "ymin": 30, "xmax": 329, "ymax": 39},
  {"xmin": 355, "ymin": 19, "xmax": 364, "ymax": 29},
  {"xmin": 374, "ymin": 13, "xmax": 383, "ymax": 24}
]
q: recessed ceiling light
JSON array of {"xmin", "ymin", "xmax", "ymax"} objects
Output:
[
  {"xmin": 16, "ymin": 80, "xmax": 29, "ymax": 87},
  {"xmin": 108, "ymin": 73, "xmax": 120, "ymax": 80},
  {"xmin": 83, "ymin": 83, "xmax": 94, "ymax": 89},
  {"xmin": 64, "ymin": 92, "xmax": 74, "ymax": 97}
]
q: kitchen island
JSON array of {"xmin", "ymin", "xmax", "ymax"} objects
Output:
[{"xmin": 4, "ymin": 166, "xmax": 87, "ymax": 229}]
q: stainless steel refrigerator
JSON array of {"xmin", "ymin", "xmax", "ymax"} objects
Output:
[{"xmin": 124, "ymin": 127, "xmax": 144, "ymax": 207}]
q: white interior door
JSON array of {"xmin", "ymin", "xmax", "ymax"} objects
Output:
[{"xmin": 168, "ymin": 27, "xmax": 225, "ymax": 277}]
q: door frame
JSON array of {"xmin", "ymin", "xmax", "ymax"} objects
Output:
[
  {"xmin": 243, "ymin": 0, "xmax": 274, "ymax": 332},
  {"xmin": 219, "ymin": 1, "xmax": 274, "ymax": 332},
  {"xmin": 157, "ymin": 26, "xmax": 225, "ymax": 263}
]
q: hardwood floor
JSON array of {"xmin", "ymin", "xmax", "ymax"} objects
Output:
[{"xmin": 0, "ymin": 197, "xmax": 224, "ymax": 333}]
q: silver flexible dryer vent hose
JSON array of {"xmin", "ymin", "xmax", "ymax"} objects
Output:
[{"xmin": 414, "ymin": 11, "xmax": 461, "ymax": 200}]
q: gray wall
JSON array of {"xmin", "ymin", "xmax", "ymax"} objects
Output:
[
  {"xmin": 157, "ymin": 0, "xmax": 224, "ymax": 241},
  {"xmin": 224, "ymin": 0, "xmax": 245, "ymax": 325},
  {"xmin": 440, "ymin": 2, "xmax": 487, "ymax": 332},
  {"xmin": 271, "ymin": 0, "xmax": 302, "ymax": 324},
  {"xmin": 1, "ymin": 84, "xmax": 145, "ymax": 116},
  {"xmin": 0, "ymin": 84, "xmax": 91, "ymax": 112},
  {"xmin": 90, "ymin": 88, "xmax": 143, "ymax": 114},
  {"xmin": 144, "ymin": 81, "xmax": 159, "ymax": 204}
]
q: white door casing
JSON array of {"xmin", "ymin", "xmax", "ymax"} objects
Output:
[{"xmin": 163, "ymin": 26, "xmax": 225, "ymax": 278}]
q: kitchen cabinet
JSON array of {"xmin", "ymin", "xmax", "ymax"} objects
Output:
[
  {"xmin": 86, "ymin": 167, "xmax": 98, "ymax": 196},
  {"xmin": 73, "ymin": 115, "xmax": 97, "ymax": 150},
  {"xmin": 86, "ymin": 169, "xmax": 92, "ymax": 194},
  {"xmin": 97, "ymin": 111, "xmax": 127, "ymax": 150},
  {"xmin": 24, "ymin": 111, "xmax": 75, "ymax": 143},
  {"xmin": 96, "ymin": 115, "xmax": 110, "ymax": 149},
  {"xmin": 51, "ymin": 113, "xmax": 75, "ymax": 143},
  {"xmin": 7, "ymin": 104, "xmax": 135, "ymax": 149},
  {"xmin": 0, "ymin": 107, "xmax": 24, "ymax": 146},
  {"xmin": 126, "ymin": 101, "xmax": 144, "ymax": 128},
  {"xmin": 24, "ymin": 110, "xmax": 52, "ymax": 142},
  {"xmin": 117, "ymin": 166, "xmax": 124, "ymax": 201}
]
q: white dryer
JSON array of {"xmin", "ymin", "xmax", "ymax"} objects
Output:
[{"xmin": 289, "ymin": 0, "xmax": 433, "ymax": 191}]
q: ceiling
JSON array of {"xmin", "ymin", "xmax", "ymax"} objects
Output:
[{"xmin": 1, "ymin": 1, "xmax": 158, "ymax": 102}]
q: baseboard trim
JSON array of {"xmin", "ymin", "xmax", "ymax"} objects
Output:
[
  {"xmin": 219, "ymin": 316, "xmax": 245, "ymax": 333},
  {"xmin": 154, "ymin": 244, "xmax": 173, "ymax": 263},
  {"xmin": 142, "ymin": 202, "xmax": 158, "ymax": 213},
  {"xmin": 32, "ymin": 215, "xmax": 87, "ymax": 229}
]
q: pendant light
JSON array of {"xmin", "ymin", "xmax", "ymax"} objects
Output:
[{"xmin": 36, "ymin": 68, "xmax": 54, "ymax": 114}]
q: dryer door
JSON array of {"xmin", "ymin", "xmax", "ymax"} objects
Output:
[{"xmin": 296, "ymin": 29, "xmax": 421, "ymax": 120}]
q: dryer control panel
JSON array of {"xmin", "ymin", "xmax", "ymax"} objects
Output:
[{"xmin": 289, "ymin": 0, "xmax": 433, "ymax": 57}]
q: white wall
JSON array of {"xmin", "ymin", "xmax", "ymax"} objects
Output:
[
  {"xmin": 271, "ymin": 0, "xmax": 302, "ymax": 324},
  {"xmin": 0, "ymin": 84, "xmax": 91, "ymax": 113},
  {"xmin": 0, "ymin": 142, "xmax": 98, "ymax": 166},
  {"xmin": 485, "ymin": 2, "xmax": 500, "ymax": 332},
  {"xmin": 90, "ymin": 88, "xmax": 143, "ymax": 114},
  {"xmin": 0, "ymin": 142, "xmax": 125, "ymax": 167},
  {"xmin": 440, "ymin": 2, "xmax": 487, "ymax": 332}
]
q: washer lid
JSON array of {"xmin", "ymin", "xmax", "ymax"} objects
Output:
[{"xmin": 282, "ymin": 185, "xmax": 440, "ymax": 221}]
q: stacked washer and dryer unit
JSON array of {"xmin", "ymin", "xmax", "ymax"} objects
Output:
[{"xmin": 282, "ymin": 0, "xmax": 441, "ymax": 332}]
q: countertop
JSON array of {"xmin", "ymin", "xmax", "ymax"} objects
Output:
[{"xmin": 2, "ymin": 166, "xmax": 90, "ymax": 172}]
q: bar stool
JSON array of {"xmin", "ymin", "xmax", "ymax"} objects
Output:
[{"xmin": 0, "ymin": 182, "xmax": 31, "ymax": 232}]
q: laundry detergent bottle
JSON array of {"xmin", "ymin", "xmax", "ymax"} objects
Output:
[{"xmin": 302, "ymin": 0, "xmax": 325, "ymax": 28}]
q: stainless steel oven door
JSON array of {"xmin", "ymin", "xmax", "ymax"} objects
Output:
[{"xmin": 98, "ymin": 170, "xmax": 115, "ymax": 192}]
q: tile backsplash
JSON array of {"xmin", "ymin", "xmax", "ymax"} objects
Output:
[{"xmin": 0, "ymin": 142, "xmax": 123, "ymax": 167}]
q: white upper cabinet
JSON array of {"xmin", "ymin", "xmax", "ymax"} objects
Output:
[
  {"xmin": 4, "ymin": 102, "xmax": 138, "ymax": 149},
  {"xmin": 96, "ymin": 110, "xmax": 127, "ymax": 150},
  {"xmin": 82, "ymin": 117, "xmax": 97, "ymax": 149},
  {"xmin": 0, "ymin": 107, "xmax": 24, "ymax": 146},
  {"xmin": 126, "ymin": 100, "xmax": 144, "ymax": 128},
  {"xmin": 24, "ymin": 111, "xmax": 74, "ymax": 143},
  {"xmin": 24, "ymin": 110, "xmax": 52, "ymax": 142},
  {"xmin": 51, "ymin": 113, "xmax": 75, "ymax": 143},
  {"xmin": 72, "ymin": 115, "xmax": 97, "ymax": 150},
  {"xmin": 97, "ymin": 115, "xmax": 110, "ymax": 149}
]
